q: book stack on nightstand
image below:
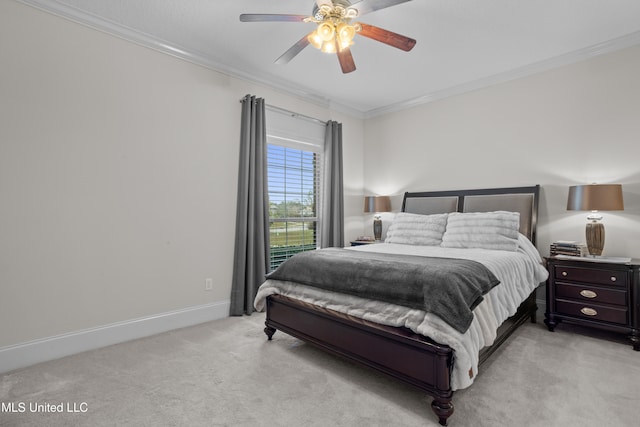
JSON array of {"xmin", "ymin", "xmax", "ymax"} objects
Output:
[
  {"xmin": 550, "ymin": 240, "xmax": 588, "ymax": 257},
  {"xmin": 350, "ymin": 236, "xmax": 379, "ymax": 246}
]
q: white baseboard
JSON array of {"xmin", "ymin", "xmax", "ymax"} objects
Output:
[{"xmin": 0, "ymin": 300, "xmax": 230, "ymax": 374}]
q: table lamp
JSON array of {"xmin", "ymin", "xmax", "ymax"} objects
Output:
[
  {"xmin": 566, "ymin": 184, "xmax": 624, "ymax": 256},
  {"xmin": 364, "ymin": 195, "xmax": 391, "ymax": 241}
]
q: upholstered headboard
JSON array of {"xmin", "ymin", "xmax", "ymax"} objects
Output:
[{"xmin": 401, "ymin": 185, "xmax": 540, "ymax": 244}]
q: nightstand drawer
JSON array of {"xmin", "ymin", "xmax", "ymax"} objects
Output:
[
  {"xmin": 556, "ymin": 299, "xmax": 628, "ymax": 325},
  {"xmin": 555, "ymin": 283, "xmax": 627, "ymax": 306},
  {"xmin": 554, "ymin": 266, "xmax": 627, "ymax": 287}
]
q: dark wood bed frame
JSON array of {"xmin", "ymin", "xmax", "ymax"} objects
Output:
[{"xmin": 262, "ymin": 185, "xmax": 541, "ymax": 425}]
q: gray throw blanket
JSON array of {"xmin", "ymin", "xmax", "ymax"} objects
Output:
[{"xmin": 266, "ymin": 248, "xmax": 500, "ymax": 333}]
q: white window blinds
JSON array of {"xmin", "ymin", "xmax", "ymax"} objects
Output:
[{"xmin": 266, "ymin": 107, "xmax": 325, "ymax": 271}]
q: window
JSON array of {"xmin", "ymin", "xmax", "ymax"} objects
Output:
[{"xmin": 266, "ymin": 108, "xmax": 325, "ymax": 271}]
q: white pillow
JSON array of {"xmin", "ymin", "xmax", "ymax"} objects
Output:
[
  {"xmin": 441, "ymin": 211, "xmax": 520, "ymax": 251},
  {"xmin": 385, "ymin": 212, "xmax": 448, "ymax": 246}
]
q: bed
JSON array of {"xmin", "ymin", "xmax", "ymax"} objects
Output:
[{"xmin": 253, "ymin": 186, "xmax": 548, "ymax": 425}]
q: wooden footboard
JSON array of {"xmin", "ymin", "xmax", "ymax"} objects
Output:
[{"xmin": 263, "ymin": 292, "xmax": 537, "ymax": 426}]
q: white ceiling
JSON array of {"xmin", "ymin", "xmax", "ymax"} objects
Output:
[{"xmin": 21, "ymin": 0, "xmax": 640, "ymax": 117}]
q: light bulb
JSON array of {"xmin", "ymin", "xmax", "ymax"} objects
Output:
[
  {"xmin": 317, "ymin": 22, "xmax": 335, "ymax": 42},
  {"xmin": 308, "ymin": 32, "xmax": 323, "ymax": 50},
  {"xmin": 336, "ymin": 23, "xmax": 355, "ymax": 50},
  {"xmin": 338, "ymin": 39, "xmax": 352, "ymax": 51},
  {"xmin": 321, "ymin": 41, "xmax": 336, "ymax": 53},
  {"xmin": 337, "ymin": 23, "xmax": 355, "ymax": 44}
]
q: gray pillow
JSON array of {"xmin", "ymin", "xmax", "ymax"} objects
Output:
[
  {"xmin": 441, "ymin": 211, "xmax": 520, "ymax": 251},
  {"xmin": 385, "ymin": 212, "xmax": 448, "ymax": 246}
]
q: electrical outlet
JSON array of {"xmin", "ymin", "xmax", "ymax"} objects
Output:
[{"xmin": 205, "ymin": 278, "xmax": 213, "ymax": 291}]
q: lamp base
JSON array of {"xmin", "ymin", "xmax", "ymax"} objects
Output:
[
  {"xmin": 373, "ymin": 218, "xmax": 382, "ymax": 241},
  {"xmin": 586, "ymin": 221, "xmax": 605, "ymax": 256}
]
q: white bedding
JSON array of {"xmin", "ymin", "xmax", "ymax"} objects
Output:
[{"xmin": 254, "ymin": 235, "xmax": 549, "ymax": 390}]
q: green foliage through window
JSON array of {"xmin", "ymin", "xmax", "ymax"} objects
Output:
[{"xmin": 267, "ymin": 144, "xmax": 319, "ymax": 271}]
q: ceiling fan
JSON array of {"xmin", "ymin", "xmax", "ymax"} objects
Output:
[{"xmin": 239, "ymin": 0, "xmax": 416, "ymax": 74}]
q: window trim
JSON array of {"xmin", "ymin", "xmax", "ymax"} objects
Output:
[{"xmin": 266, "ymin": 109, "xmax": 325, "ymax": 271}]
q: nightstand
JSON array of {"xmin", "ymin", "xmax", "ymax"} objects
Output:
[
  {"xmin": 544, "ymin": 256, "xmax": 639, "ymax": 350},
  {"xmin": 350, "ymin": 240, "xmax": 380, "ymax": 246}
]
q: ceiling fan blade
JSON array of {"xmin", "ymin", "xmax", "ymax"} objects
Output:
[
  {"xmin": 349, "ymin": 0, "xmax": 412, "ymax": 16},
  {"xmin": 240, "ymin": 14, "xmax": 308, "ymax": 23},
  {"xmin": 336, "ymin": 47, "xmax": 356, "ymax": 74},
  {"xmin": 358, "ymin": 23, "xmax": 416, "ymax": 51},
  {"xmin": 275, "ymin": 33, "xmax": 313, "ymax": 65}
]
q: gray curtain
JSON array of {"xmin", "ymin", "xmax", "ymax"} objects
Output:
[
  {"xmin": 320, "ymin": 120, "xmax": 344, "ymax": 248},
  {"xmin": 230, "ymin": 95, "xmax": 270, "ymax": 316}
]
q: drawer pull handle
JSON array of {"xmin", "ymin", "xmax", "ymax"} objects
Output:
[
  {"xmin": 610, "ymin": 276, "xmax": 617, "ymax": 282},
  {"xmin": 580, "ymin": 290, "xmax": 597, "ymax": 299},
  {"xmin": 580, "ymin": 307, "xmax": 598, "ymax": 316},
  {"xmin": 561, "ymin": 271, "xmax": 568, "ymax": 277}
]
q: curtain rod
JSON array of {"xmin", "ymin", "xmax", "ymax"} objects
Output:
[
  {"xmin": 265, "ymin": 104, "xmax": 327, "ymax": 126},
  {"xmin": 239, "ymin": 96, "xmax": 327, "ymax": 126}
]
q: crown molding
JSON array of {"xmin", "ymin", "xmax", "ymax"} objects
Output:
[
  {"xmin": 15, "ymin": 0, "xmax": 640, "ymax": 120},
  {"xmin": 16, "ymin": 0, "xmax": 366, "ymax": 118},
  {"xmin": 364, "ymin": 30, "xmax": 640, "ymax": 118}
]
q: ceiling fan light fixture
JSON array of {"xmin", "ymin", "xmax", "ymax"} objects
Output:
[
  {"xmin": 308, "ymin": 32, "xmax": 323, "ymax": 50},
  {"xmin": 240, "ymin": 0, "xmax": 416, "ymax": 73},
  {"xmin": 336, "ymin": 22, "xmax": 356, "ymax": 44},
  {"xmin": 321, "ymin": 40, "xmax": 337, "ymax": 53},
  {"xmin": 311, "ymin": 18, "xmax": 361, "ymax": 54},
  {"xmin": 317, "ymin": 21, "xmax": 335, "ymax": 42},
  {"xmin": 338, "ymin": 39, "xmax": 353, "ymax": 51}
]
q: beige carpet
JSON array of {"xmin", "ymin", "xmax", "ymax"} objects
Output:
[{"xmin": 1, "ymin": 312, "xmax": 638, "ymax": 427}]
